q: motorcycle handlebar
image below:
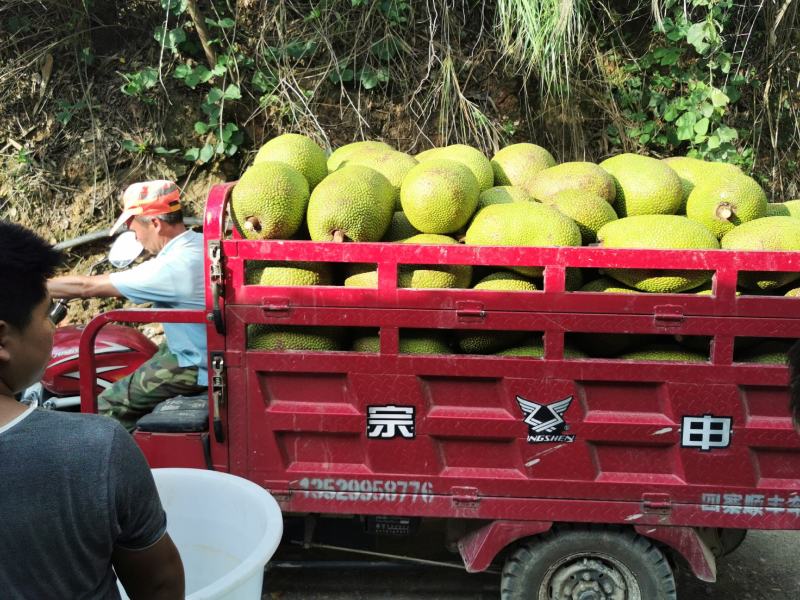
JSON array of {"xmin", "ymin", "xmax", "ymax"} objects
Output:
[{"xmin": 49, "ymin": 299, "xmax": 70, "ymax": 325}]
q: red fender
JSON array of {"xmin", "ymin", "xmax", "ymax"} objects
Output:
[
  {"xmin": 634, "ymin": 524, "xmax": 717, "ymax": 582},
  {"xmin": 458, "ymin": 520, "xmax": 552, "ymax": 573}
]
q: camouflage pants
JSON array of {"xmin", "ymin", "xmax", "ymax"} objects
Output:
[{"xmin": 98, "ymin": 343, "xmax": 207, "ymax": 432}]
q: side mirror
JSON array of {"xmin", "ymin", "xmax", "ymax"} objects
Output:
[{"xmin": 108, "ymin": 231, "xmax": 144, "ymax": 268}]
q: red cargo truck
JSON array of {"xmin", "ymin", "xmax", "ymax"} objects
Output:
[{"xmin": 79, "ymin": 183, "xmax": 800, "ymax": 598}]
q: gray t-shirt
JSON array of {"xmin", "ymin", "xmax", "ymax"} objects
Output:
[{"xmin": 0, "ymin": 407, "xmax": 166, "ymax": 599}]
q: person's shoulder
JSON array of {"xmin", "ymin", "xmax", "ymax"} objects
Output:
[
  {"xmin": 164, "ymin": 229, "xmax": 202, "ymax": 257},
  {"xmin": 27, "ymin": 410, "xmax": 125, "ymax": 444}
]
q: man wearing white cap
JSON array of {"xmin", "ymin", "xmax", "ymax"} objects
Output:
[{"xmin": 48, "ymin": 180, "xmax": 207, "ymax": 431}]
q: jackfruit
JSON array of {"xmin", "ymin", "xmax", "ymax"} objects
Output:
[
  {"xmin": 596, "ymin": 215, "xmax": 719, "ymax": 293},
  {"xmin": 473, "ymin": 271, "xmax": 538, "ymax": 292},
  {"xmin": 737, "ymin": 340, "xmax": 791, "ymax": 364},
  {"xmin": 599, "ymin": 154, "xmax": 683, "ymax": 217},
  {"xmin": 352, "ymin": 330, "xmax": 451, "ymax": 354},
  {"xmin": 231, "ymin": 161, "xmax": 310, "ymax": 240},
  {"xmin": 254, "ymin": 133, "xmax": 328, "ymax": 189},
  {"xmin": 457, "ymin": 272, "xmax": 538, "ymax": 354},
  {"xmin": 569, "ymin": 333, "xmax": 645, "ymax": 358},
  {"xmin": 306, "ymin": 164, "xmax": 395, "ymax": 242},
  {"xmin": 339, "ymin": 148, "xmax": 418, "ymax": 210},
  {"xmin": 578, "ymin": 277, "xmax": 638, "ymax": 294},
  {"xmin": 465, "ymin": 202, "xmax": 582, "ymax": 277},
  {"xmin": 247, "ymin": 325, "xmax": 342, "ymax": 351},
  {"xmin": 344, "ymin": 234, "xmax": 472, "ymax": 289},
  {"xmin": 691, "ymin": 282, "xmax": 742, "ymax": 296},
  {"xmin": 766, "ymin": 200, "xmax": 800, "ymax": 218},
  {"xmin": 458, "ymin": 329, "xmax": 529, "ymax": 354},
  {"xmin": 720, "ymin": 216, "xmax": 800, "ymax": 289},
  {"xmin": 686, "ymin": 172, "xmax": 767, "ymax": 239},
  {"xmin": 618, "ymin": 345, "xmax": 707, "ymax": 362},
  {"xmin": 415, "ymin": 144, "xmax": 494, "ymax": 191},
  {"xmin": 383, "ymin": 211, "xmax": 421, "ymax": 242},
  {"xmin": 327, "ymin": 140, "xmax": 392, "ymax": 171},
  {"xmin": 662, "ymin": 156, "xmax": 741, "ymax": 213},
  {"xmin": 766, "ymin": 203, "xmax": 789, "ymax": 216},
  {"xmin": 529, "ymin": 161, "xmax": 616, "ymax": 204},
  {"xmin": 565, "ymin": 268, "xmax": 584, "ymax": 291},
  {"xmin": 245, "ymin": 261, "xmax": 333, "ymax": 286},
  {"xmin": 546, "ymin": 190, "xmax": 618, "ymax": 244},
  {"xmin": 490, "ymin": 143, "xmax": 556, "ymax": 191},
  {"xmin": 476, "ymin": 186, "xmax": 533, "ymax": 212},
  {"xmin": 400, "ymin": 159, "xmax": 480, "ymax": 233},
  {"xmin": 497, "ymin": 339, "xmax": 587, "ymax": 359}
]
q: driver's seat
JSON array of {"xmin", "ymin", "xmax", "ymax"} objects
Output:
[{"xmin": 135, "ymin": 394, "xmax": 209, "ymax": 433}]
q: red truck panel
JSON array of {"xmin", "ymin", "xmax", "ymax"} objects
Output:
[{"xmin": 197, "ymin": 183, "xmax": 800, "ymax": 533}]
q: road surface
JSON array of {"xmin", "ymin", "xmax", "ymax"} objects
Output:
[{"xmin": 263, "ymin": 530, "xmax": 800, "ymax": 599}]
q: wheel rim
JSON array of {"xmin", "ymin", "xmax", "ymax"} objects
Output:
[{"xmin": 540, "ymin": 552, "xmax": 641, "ymax": 600}]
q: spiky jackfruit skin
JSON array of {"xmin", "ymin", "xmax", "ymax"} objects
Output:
[
  {"xmin": 596, "ymin": 215, "xmax": 719, "ymax": 293},
  {"xmin": 458, "ymin": 330, "xmax": 527, "ymax": 354},
  {"xmin": 457, "ymin": 272, "xmax": 538, "ymax": 354},
  {"xmin": 247, "ymin": 325, "xmax": 342, "ymax": 351},
  {"xmin": 547, "ymin": 190, "xmax": 618, "ymax": 244},
  {"xmin": 415, "ymin": 144, "xmax": 495, "ymax": 191},
  {"xmin": 344, "ymin": 234, "xmax": 472, "ymax": 289},
  {"xmin": 599, "ymin": 154, "xmax": 683, "ymax": 217},
  {"xmin": 245, "ymin": 261, "xmax": 333, "ymax": 286},
  {"xmin": 618, "ymin": 346, "xmax": 707, "ymax": 362},
  {"xmin": 253, "ymin": 133, "xmax": 328, "ymax": 189},
  {"xmin": 686, "ymin": 173, "xmax": 767, "ymax": 239},
  {"xmin": 529, "ymin": 161, "xmax": 617, "ymax": 204},
  {"xmin": 339, "ymin": 148, "xmax": 418, "ymax": 209},
  {"xmin": 464, "ymin": 202, "xmax": 582, "ymax": 277},
  {"xmin": 400, "ymin": 159, "xmax": 480, "ymax": 233},
  {"xmin": 570, "ymin": 333, "xmax": 646, "ymax": 358},
  {"xmin": 327, "ymin": 141, "xmax": 392, "ymax": 172},
  {"xmin": 382, "ymin": 211, "xmax": 420, "ymax": 242},
  {"xmin": 766, "ymin": 203, "xmax": 789, "ymax": 216},
  {"xmin": 306, "ymin": 164, "xmax": 395, "ymax": 242},
  {"xmin": 476, "ymin": 186, "xmax": 532, "ymax": 212},
  {"xmin": 565, "ymin": 268, "xmax": 584, "ymax": 291},
  {"xmin": 720, "ymin": 216, "xmax": 800, "ymax": 290},
  {"xmin": 579, "ymin": 277, "xmax": 638, "ymax": 294},
  {"xmin": 352, "ymin": 330, "xmax": 451, "ymax": 354},
  {"xmin": 662, "ymin": 156, "xmax": 742, "ymax": 213},
  {"xmin": 496, "ymin": 340, "xmax": 587, "ymax": 359},
  {"xmin": 231, "ymin": 162, "xmax": 310, "ymax": 240},
  {"xmin": 737, "ymin": 341, "xmax": 791, "ymax": 364},
  {"xmin": 473, "ymin": 271, "xmax": 538, "ymax": 292},
  {"xmin": 490, "ymin": 143, "xmax": 556, "ymax": 191}
]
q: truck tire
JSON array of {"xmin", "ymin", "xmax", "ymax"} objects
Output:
[{"xmin": 500, "ymin": 526, "xmax": 676, "ymax": 600}]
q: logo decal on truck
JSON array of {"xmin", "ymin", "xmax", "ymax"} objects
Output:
[
  {"xmin": 367, "ymin": 405, "xmax": 415, "ymax": 439},
  {"xmin": 516, "ymin": 395, "xmax": 576, "ymax": 443},
  {"xmin": 681, "ymin": 414, "xmax": 732, "ymax": 451}
]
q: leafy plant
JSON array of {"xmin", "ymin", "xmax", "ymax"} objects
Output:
[{"xmin": 608, "ymin": 0, "xmax": 757, "ymax": 168}]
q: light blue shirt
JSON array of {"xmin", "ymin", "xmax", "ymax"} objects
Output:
[{"xmin": 110, "ymin": 230, "xmax": 208, "ymax": 385}]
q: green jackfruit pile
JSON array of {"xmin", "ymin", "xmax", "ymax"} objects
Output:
[{"xmin": 232, "ymin": 134, "xmax": 799, "ymax": 359}]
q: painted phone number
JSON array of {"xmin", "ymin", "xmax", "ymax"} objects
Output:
[{"xmin": 297, "ymin": 478, "xmax": 434, "ymax": 503}]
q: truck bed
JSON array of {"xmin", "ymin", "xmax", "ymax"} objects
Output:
[{"xmin": 204, "ymin": 183, "xmax": 800, "ymax": 531}]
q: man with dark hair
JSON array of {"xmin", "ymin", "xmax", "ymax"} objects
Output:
[
  {"xmin": 48, "ymin": 180, "xmax": 207, "ymax": 431},
  {"xmin": 0, "ymin": 220, "xmax": 184, "ymax": 598}
]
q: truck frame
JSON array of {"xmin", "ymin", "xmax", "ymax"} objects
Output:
[{"xmin": 78, "ymin": 183, "xmax": 800, "ymax": 599}]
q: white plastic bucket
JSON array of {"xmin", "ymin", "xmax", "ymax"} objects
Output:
[{"xmin": 119, "ymin": 468, "xmax": 283, "ymax": 600}]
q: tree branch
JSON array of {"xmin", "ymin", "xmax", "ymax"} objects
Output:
[{"xmin": 185, "ymin": 0, "xmax": 217, "ymax": 69}]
